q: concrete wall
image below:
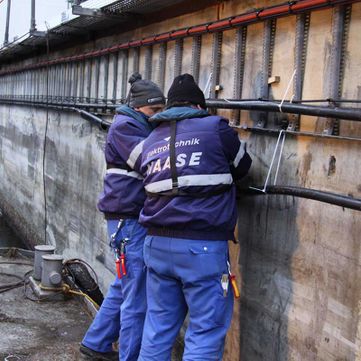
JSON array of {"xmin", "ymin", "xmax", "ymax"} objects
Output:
[
  {"xmin": 1, "ymin": 1, "xmax": 361, "ymax": 360},
  {"xmin": 0, "ymin": 105, "xmax": 115, "ymax": 290}
]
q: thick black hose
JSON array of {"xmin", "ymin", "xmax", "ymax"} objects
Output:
[
  {"xmin": 240, "ymin": 185, "xmax": 361, "ymax": 211},
  {"xmin": 2, "ymin": 98, "xmax": 361, "ymax": 122},
  {"xmin": 73, "ymin": 108, "xmax": 111, "ymax": 130},
  {"xmin": 206, "ymin": 100, "xmax": 361, "ymax": 122}
]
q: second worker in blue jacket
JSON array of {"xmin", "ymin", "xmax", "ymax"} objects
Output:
[
  {"xmin": 136, "ymin": 74, "xmax": 252, "ymax": 361},
  {"xmin": 81, "ymin": 73, "xmax": 165, "ymax": 361}
]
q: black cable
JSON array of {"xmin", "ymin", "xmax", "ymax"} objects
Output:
[
  {"xmin": 0, "ymin": 269, "xmax": 32, "ymax": 294},
  {"xmin": 238, "ymin": 185, "xmax": 361, "ymax": 211},
  {"xmin": 42, "ymin": 32, "xmax": 50, "ymax": 243},
  {"xmin": 63, "ymin": 258, "xmax": 100, "ymax": 291}
]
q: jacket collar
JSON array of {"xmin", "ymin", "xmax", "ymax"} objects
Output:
[
  {"xmin": 150, "ymin": 106, "xmax": 209, "ymax": 123},
  {"xmin": 115, "ymin": 105, "xmax": 154, "ymax": 130}
]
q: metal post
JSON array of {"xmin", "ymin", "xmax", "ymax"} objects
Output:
[
  {"xmin": 324, "ymin": 5, "xmax": 351, "ymax": 135},
  {"xmin": 94, "ymin": 57, "xmax": 100, "ymax": 102},
  {"xmin": 79, "ymin": 60, "xmax": 85, "ymax": 102},
  {"xmin": 4, "ymin": 0, "xmax": 11, "ymax": 46},
  {"xmin": 144, "ymin": 46, "xmax": 153, "ymax": 80},
  {"xmin": 258, "ymin": 19, "xmax": 276, "ymax": 127},
  {"xmin": 49, "ymin": 67, "xmax": 54, "ymax": 101},
  {"xmin": 191, "ymin": 35, "xmax": 202, "ymax": 83},
  {"xmin": 103, "ymin": 54, "xmax": 109, "ymax": 103},
  {"xmin": 72, "ymin": 62, "xmax": 79, "ymax": 102},
  {"xmin": 121, "ymin": 50, "xmax": 129, "ymax": 102},
  {"xmin": 67, "ymin": 63, "xmax": 73, "ymax": 101},
  {"xmin": 30, "ymin": 0, "xmax": 36, "ymax": 33},
  {"xmin": 112, "ymin": 52, "xmax": 119, "ymax": 103},
  {"xmin": 210, "ymin": 32, "xmax": 222, "ymax": 100},
  {"xmin": 86, "ymin": 59, "xmax": 92, "ymax": 103},
  {"xmin": 57, "ymin": 65, "xmax": 63, "ymax": 102},
  {"xmin": 174, "ymin": 39, "xmax": 183, "ymax": 78},
  {"xmin": 133, "ymin": 47, "xmax": 140, "ymax": 73},
  {"xmin": 62, "ymin": 63, "xmax": 67, "ymax": 101},
  {"xmin": 158, "ymin": 43, "xmax": 167, "ymax": 92},
  {"xmin": 34, "ymin": 245, "xmax": 55, "ymax": 281},
  {"xmin": 233, "ymin": 26, "xmax": 247, "ymax": 125}
]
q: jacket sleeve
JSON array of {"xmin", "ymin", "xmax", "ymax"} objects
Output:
[
  {"xmin": 107, "ymin": 117, "xmax": 147, "ymax": 172},
  {"xmin": 219, "ymin": 119, "xmax": 252, "ymax": 180}
]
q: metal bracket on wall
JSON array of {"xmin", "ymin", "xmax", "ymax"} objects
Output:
[
  {"xmin": 111, "ymin": 52, "xmax": 118, "ymax": 103},
  {"xmin": 144, "ymin": 46, "xmax": 153, "ymax": 80},
  {"xmin": 232, "ymin": 26, "xmax": 247, "ymax": 125},
  {"xmin": 210, "ymin": 32, "xmax": 223, "ymax": 100},
  {"xmin": 292, "ymin": 13, "xmax": 310, "ymax": 132},
  {"xmin": 158, "ymin": 42, "xmax": 167, "ymax": 92},
  {"xmin": 258, "ymin": 19, "xmax": 276, "ymax": 128},
  {"xmin": 174, "ymin": 38, "xmax": 183, "ymax": 78},
  {"xmin": 324, "ymin": 4, "xmax": 352, "ymax": 136},
  {"xmin": 191, "ymin": 35, "xmax": 202, "ymax": 83},
  {"xmin": 133, "ymin": 47, "xmax": 140, "ymax": 74}
]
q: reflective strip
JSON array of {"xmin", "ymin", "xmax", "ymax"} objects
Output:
[
  {"xmin": 106, "ymin": 168, "xmax": 143, "ymax": 180},
  {"xmin": 233, "ymin": 141, "xmax": 246, "ymax": 168},
  {"xmin": 127, "ymin": 140, "xmax": 145, "ymax": 169},
  {"xmin": 145, "ymin": 173, "xmax": 233, "ymax": 193}
]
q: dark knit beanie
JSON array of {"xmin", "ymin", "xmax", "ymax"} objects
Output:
[
  {"xmin": 127, "ymin": 72, "xmax": 165, "ymax": 108},
  {"xmin": 167, "ymin": 73, "xmax": 206, "ymax": 109}
]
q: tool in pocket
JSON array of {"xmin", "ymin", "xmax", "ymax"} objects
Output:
[
  {"xmin": 110, "ymin": 220, "xmax": 129, "ymax": 279},
  {"xmin": 227, "ymin": 261, "xmax": 240, "ymax": 299}
]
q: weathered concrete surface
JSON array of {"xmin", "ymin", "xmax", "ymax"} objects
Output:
[
  {"xmin": 0, "ymin": 212, "xmax": 26, "ymax": 248},
  {"xmin": 0, "ymin": 254, "xmax": 92, "ymax": 361},
  {"xmin": 0, "ymin": 105, "xmax": 115, "ymax": 292},
  {"xmin": 0, "ymin": 1, "xmax": 361, "ymax": 361}
]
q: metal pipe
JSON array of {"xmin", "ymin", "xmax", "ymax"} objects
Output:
[
  {"xmin": 4, "ymin": 0, "xmax": 11, "ymax": 46},
  {"xmin": 242, "ymin": 185, "xmax": 361, "ymax": 212},
  {"xmin": 206, "ymin": 100, "xmax": 361, "ymax": 122},
  {"xmin": 2, "ymin": 0, "xmax": 360, "ymax": 76},
  {"xmin": 1, "ymin": 97, "xmax": 361, "ymax": 122},
  {"xmin": 72, "ymin": 108, "xmax": 111, "ymax": 129},
  {"xmin": 238, "ymin": 125, "xmax": 361, "ymax": 142}
]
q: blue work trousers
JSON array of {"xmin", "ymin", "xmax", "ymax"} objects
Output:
[
  {"xmin": 138, "ymin": 236, "xmax": 234, "ymax": 361},
  {"xmin": 82, "ymin": 219, "xmax": 147, "ymax": 361}
]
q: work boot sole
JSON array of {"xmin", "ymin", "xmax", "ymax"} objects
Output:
[{"xmin": 79, "ymin": 344, "xmax": 118, "ymax": 361}]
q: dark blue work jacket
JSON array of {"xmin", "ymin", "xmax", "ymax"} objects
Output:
[
  {"xmin": 136, "ymin": 107, "xmax": 252, "ymax": 240},
  {"xmin": 98, "ymin": 105, "xmax": 153, "ymax": 219}
]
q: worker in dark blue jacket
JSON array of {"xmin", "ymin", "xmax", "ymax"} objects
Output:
[
  {"xmin": 136, "ymin": 74, "xmax": 252, "ymax": 361},
  {"xmin": 80, "ymin": 73, "xmax": 165, "ymax": 361}
]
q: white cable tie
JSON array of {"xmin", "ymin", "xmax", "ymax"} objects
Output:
[
  {"xmin": 274, "ymin": 131, "xmax": 286, "ymax": 185},
  {"xmin": 278, "ymin": 69, "xmax": 297, "ymax": 113},
  {"xmin": 203, "ymin": 73, "xmax": 212, "ymax": 98},
  {"xmin": 262, "ymin": 130, "xmax": 284, "ymax": 192}
]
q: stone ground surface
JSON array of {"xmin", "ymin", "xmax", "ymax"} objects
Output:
[
  {"xmin": 0, "ymin": 211, "xmax": 183, "ymax": 361},
  {"xmin": 0, "ymin": 254, "xmax": 93, "ymax": 361}
]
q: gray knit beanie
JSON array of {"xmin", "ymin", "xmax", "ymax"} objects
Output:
[{"xmin": 127, "ymin": 72, "xmax": 165, "ymax": 108}]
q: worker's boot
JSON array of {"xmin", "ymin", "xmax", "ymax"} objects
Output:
[{"xmin": 79, "ymin": 344, "xmax": 118, "ymax": 361}]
